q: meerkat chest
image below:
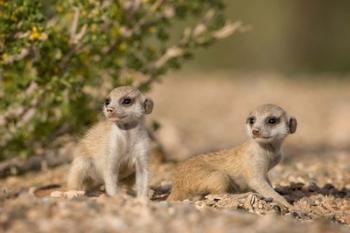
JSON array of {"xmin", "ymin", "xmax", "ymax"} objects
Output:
[
  {"xmin": 248, "ymin": 146, "xmax": 282, "ymax": 173},
  {"xmin": 269, "ymin": 152, "xmax": 282, "ymax": 169},
  {"xmin": 107, "ymin": 125, "xmax": 148, "ymax": 167},
  {"xmin": 262, "ymin": 150, "xmax": 282, "ymax": 170}
]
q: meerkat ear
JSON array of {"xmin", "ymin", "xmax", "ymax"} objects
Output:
[
  {"xmin": 143, "ymin": 98, "xmax": 154, "ymax": 114},
  {"xmin": 288, "ymin": 117, "xmax": 297, "ymax": 134}
]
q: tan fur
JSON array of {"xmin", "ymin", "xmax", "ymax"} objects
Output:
[
  {"xmin": 67, "ymin": 86, "xmax": 153, "ymax": 198},
  {"xmin": 168, "ymin": 104, "xmax": 297, "ymax": 209}
]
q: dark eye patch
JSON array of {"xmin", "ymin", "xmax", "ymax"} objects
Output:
[
  {"xmin": 120, "ymin": 96, "xmax": 134, "ymax": 106},
  {"xmin": 266, "ymin": 116, "xmax": 280, "ymax": 125},
  {"xmin": 104, "ymin": 97, "xmax": 111, "ymax": 106},
  {"xmin": 247, "ymin": 116, "xmax": 256, "ymax": 125}
]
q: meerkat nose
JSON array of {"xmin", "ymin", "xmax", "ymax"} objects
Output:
[
  {"xmin": 252, "ymin": 128, "xmax": 261, "ymax": 136},
  {"xmin": 106, "ymin": 107, "xmax": 115, "ymax": 113}
]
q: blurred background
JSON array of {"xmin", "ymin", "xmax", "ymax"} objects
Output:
[
  {"xmin": 190, "ymin": 0, "xmax": 350, "ymax": 73},
  {"xmin": 149, "ymin": 0, "xmax": 350, "ymax": 159}
]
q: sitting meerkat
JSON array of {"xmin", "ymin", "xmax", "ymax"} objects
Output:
[
  {"xmin": 168, "ymin": 104, "xmax": 297, "ymax": 208},
  {"xmin": 67, "ymin": 86, "xmax": 153, "ymax": 198}
]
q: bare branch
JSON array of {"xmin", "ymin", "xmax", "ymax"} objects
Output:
[
  {"xmin": 69, "ymin": 7, "xmax": 79, "ymax": 41},
  {"xmin": 213, "ymin": 21, "xmax": 248, "ymax": 39}
]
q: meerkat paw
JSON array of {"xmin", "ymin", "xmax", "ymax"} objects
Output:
[
  {"xmin": 64, "ymin": 190, "xmax": 86, "ymax": 199},
  {"xmin": 51, "ymin": 190, "xmax": 86, "ymax": 199},
  {"xmin": 50, "ymin": 191, "xmax": 65, "ymax": 198},
  {"xmin": 104, "ymin": 183, "xmax": 120, "ymax": 196},
  {"xmin": 268, "ymin": 198, "xmax": 293, "ymax": 213},
  {"xmin": 270, "ymin": 202, "xmax": 291, "ymax": 213},
  {"xmin": 134, "ymin": 196, "xmax": 149, "ymax": 205}
]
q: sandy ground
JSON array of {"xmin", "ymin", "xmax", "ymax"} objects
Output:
[{"xmin": 1, "ymin": 72, "xmax": 350, "ymax": 233}]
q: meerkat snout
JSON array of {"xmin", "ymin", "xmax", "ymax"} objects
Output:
[
  {"xmin": 106, "ymin": 106, "xmax": 115, "ymax": 113},
  {"xmin": 252, "ymin": 128, "xmax": 261, "ymax": 137},
  {"xmin": 246, "ymin": 104, "xmax": 297, "ymax": 144}
]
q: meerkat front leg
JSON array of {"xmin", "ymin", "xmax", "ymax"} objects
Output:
[
  {"xmin": 249, "ymin": 177, "xmax": 291, "ymax": 209},
  {"xmin": 104, "ymin": 153, "xmax": 122, "ymax": 196},
  {"xmin": 135, "ymin": 153, "xmax": 149, "ymax": 198}
]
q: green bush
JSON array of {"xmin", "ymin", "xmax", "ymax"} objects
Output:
[{"xmin": 0, "ymin": 0, "xmax": 241, "ymax": 160}]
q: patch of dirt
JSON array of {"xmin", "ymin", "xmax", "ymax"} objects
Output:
[
  {"xmin": 2, "ymin": 192, "xmax": 347, "ymax": 233},
  {"xmin": 1, "ymin": 149, "xmax": 349, "ymax": 233}
]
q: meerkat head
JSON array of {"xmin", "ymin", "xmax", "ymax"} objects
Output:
[
  {"xmin": 245, "ymin": 104, "xmax": 297, "ymax": 144},
  {"xmin": 103, "ymin": 86, "xmax": 153, "ymax": 127}
]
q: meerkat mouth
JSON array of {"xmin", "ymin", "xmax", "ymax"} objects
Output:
[
  {"xmin": 107, "ymin": 114, "xmax": 127, "ymax": 121},
  {"xmin": 253, "ymin": 136, "xmax": 272, "ymax": 139}
]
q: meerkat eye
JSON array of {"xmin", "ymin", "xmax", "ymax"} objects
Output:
[
  {"xmin": 121, "ymin": 97, "xmax": 133, "ymax": 106},
  {"xmin": 247, "ymin": 117, "xmax": 256, "ymax": 125},
  {"xmin": 104, "ymin": 97, "xmax": 111, "ymax": 106},
  {"xmin": 267, "ymin": 117, "xmax": 279, "ymax": 125}
]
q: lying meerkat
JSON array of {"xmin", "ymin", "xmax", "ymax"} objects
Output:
[
  {"xmin": 67, "ymin": 86, "xmax": 153, "ymax": 198},
  {"xmin": 168, "ymin": 104, "xmax": 297, "ymax": 208}
]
